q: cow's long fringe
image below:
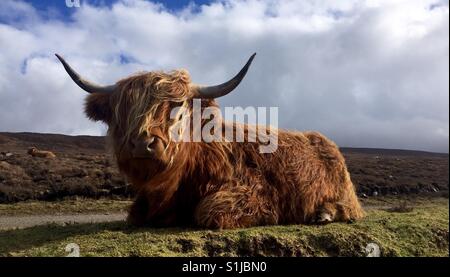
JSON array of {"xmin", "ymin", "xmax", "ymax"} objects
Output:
[{"xmin": 90, "ymin": 69, "xmax": 364, "ymax": 229}]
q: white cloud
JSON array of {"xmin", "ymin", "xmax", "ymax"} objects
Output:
[{"xmin": 0, "ymin": 0, "xmax": 448, "ymax": 152}]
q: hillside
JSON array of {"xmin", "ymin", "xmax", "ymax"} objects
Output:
[{"xmin": 0, "ymin": 132, "xmax": 448, "ymax": 203}]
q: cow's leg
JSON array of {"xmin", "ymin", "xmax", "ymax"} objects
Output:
[
  {"xmin": 127, "ymin": 194, "xmax": 149, "ymax": 226},
  {"xmin": 194, "ymin": 185, "xmax": 278, "ymax": 229}
]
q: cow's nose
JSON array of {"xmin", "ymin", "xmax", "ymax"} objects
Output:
[
  {"xmin": 146, "ymin": 136, "xmax": 155, "ymax": 150},
  {"xmin": 131, "ymin": 136, "xmax": 156, "ymax": 157}
]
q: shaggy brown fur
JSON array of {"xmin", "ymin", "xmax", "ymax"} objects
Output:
[
  {"xmin": 27, "ymin": 147, "xmax": 56, "ymax": 158},
  {"xmin": 84, "ymin": 70, "xmax": 364, "ymax": 229}
]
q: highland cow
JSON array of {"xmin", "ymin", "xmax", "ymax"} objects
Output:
[
  {"xmin": 28, "ymin": 147, "xmax": 56, "ymax": 158},
  {"xmin": 56, "ymin": 53, "xmax": 364, "ymax": 229}
]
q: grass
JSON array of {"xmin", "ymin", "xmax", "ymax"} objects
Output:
[
  {"xmin": 0, "ymin": 198, "xmax": 448, "ymax": 257},
  {"xmin": 0, "ymin": 198, "xmax": 132, "ymax": 216}
]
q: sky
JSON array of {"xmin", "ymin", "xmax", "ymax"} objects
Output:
[{"xmin": 0, "ymin": 0, "xmax": 448, "ymax": 153}]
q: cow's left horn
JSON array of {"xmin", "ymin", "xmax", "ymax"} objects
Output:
[
  {"xmin": 55, "ymin": 54, "xmax": 117, "ymax": 94},
  {"xmin": 190, "ymin": 53, "xmax": 256, "ymax": 99}
]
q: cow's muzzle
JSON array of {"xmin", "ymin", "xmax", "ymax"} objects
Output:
[{"xmin": 130, "ymin": 136, "xmax": 160, "ymax": 158}]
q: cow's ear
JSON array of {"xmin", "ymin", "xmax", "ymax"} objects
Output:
[{"xmin": 84, "ymin": 93, "xmax": 112, "ymax": 123}]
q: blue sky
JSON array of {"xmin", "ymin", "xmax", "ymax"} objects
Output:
[
  {"xmin": 0, "ymin": 0, "xmax": 214, "ymax": 23},
  {"xmin": 0, "ymin": 0, "xmax": 214, "ymax": 25},
  {"xmin": 23, "ymin": 0, "xmax": 212, "ymax": 17},
  {"xmin": 0, "ymin": 0, "xmax": 448, "ymax": 152}
]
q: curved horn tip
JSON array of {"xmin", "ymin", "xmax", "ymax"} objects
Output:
[
  {"xmin": 245, "ymin": 53, "xmax": 257, "ymax": 66},
  {"xmin": 55, "ymin": 53, "xmax": 64, "ymax": 62},
  {"xmin": 246, "ymin": 52, "xmax": 256, "ymax": 67}
]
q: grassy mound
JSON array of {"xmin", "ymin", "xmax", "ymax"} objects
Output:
[{"xmin": 0, "ymin": 199, "xmax": 447, "ymax": 257}]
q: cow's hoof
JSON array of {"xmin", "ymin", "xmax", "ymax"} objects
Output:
[{"xmin": 316, "ymin": 212, "xmax": 333, "ymax": 224}]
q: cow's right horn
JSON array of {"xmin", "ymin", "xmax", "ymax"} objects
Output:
[{"xmin": 55, "ymin": 54, "xmax": 117, "ymax": 94}]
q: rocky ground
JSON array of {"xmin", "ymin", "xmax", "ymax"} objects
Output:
[{"xmin": 0, "ymin": 132, "xmax": 130, "ymax": 203}]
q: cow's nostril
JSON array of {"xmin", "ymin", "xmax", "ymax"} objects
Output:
[{"xmin": 146, "ymin": 136, "xmax": 156, "ymax": 151}]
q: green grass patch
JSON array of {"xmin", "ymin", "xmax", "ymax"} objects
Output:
[{"xmin": 0, "ymin": 198, "xmax": 448, "ymax": 257}]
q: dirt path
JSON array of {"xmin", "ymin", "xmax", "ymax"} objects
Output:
[
  {"xmin": 2, "ymin": 209, "xmax": 384, "ymax": 230},
  {"xmin": 0, "ymin": 213, "xmax": 127, "ymax": 230}
]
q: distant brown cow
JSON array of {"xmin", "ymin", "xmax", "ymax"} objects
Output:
[
  {"xmin": 56, "ymin": 53, "xmax": 364, "ymax": 229},
  {"xmin": 28, "ymin": 147, "xmax": 56, "ymax": 158}
]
